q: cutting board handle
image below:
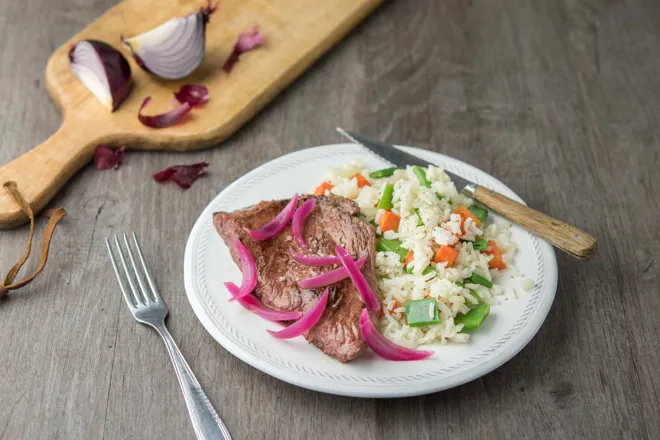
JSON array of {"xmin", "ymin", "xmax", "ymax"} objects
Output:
[{"xmin": 0, "ymin": 119, "xmax": 102, "ymax": 229}]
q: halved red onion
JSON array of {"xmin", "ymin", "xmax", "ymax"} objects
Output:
[
  {"xmin": 222, "ymin": 25, "xmax": 265, "ymax": 73},
  {"xmin": 288, "ymin": 248, "xmax": 340, "ymax": 266},
  {"xmin": 359, "ymin": 309, "xmax": 433, "ymax": 361},
  {"xmin": 138, "ymin": 97, "xmax": 192, "ymax": 128},
  {"xmin": 69, "ymin": 40, "xmax": 132, "ymax": 111},
  {"xmin": 225, "ymin": 282, "xmax": 302, "ymax": 322},
  {"xmin": 122, "ymin": 1, "xmax": 217, "ymax": 80},
  {"xmin": 336, "ymin": 246, "xmax": 380, "ymax": 311},
  {"xmin": 246, "ymin": 194, "xmax": 299, "ymax": 240},
  {"xmin": 291, "ymin": 199, "xmax": 315, "ymax": 249},
  {"xmin": 267, "ymin": 289, "xmax": 329, "ymax": 339},
  {"xmin": 174, "ymin": 84, "xmax": 209, "ymax": 106},
  {"xmin": 225, "ymin": 238, "xmax": 257, "ymax": 301},
  {"xmin": 298, "ymin": 254, "xmax": 366, "ymax": 289}
]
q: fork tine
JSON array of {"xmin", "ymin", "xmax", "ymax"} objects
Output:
[
  {"xmin": 131, "ymin": 232, "xmax": 162, "ymax": 302},
  {"xmin": 123, "ymin": 233, "xmax": 154, "ymax": 303},
  {"xmin": 106, "ymin": 238, "xmax": 137, "ymax": 309},
  {"xmin": 114, "ymin": 235, "xmax": 144, "ymax": 305}
]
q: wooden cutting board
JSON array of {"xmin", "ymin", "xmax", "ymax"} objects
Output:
[{"xmin": 0, "ymin": 0, "xmax": 382, "ymax": 229}]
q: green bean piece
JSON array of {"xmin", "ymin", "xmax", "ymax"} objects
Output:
[
  {"xmin": 413, "ymin": 166, "xmax": 432, "ymax": 188},
  {"xmin": 369, "ymin": 167, "xmax": 398, "ymax": 178},
  {"xmin": 377, "ymin": 183, "xmax": 394, "ymax": 210},
  {"xmin": 376, "ymin": 238, "xmax": 408, "ymax": 261},
  {"xmin": 473, "ymin": 239, "xmax": 488, "ymax": 251},
  {"xmin": 406, "ymin": 265, "xmax": 437, "ymax": 275},
  {"xmin": 404, "ymin": 298, "xmax": 441, "ymax": 327},
  {"xmin": 414, "ymin": 208, "xmax": 424, "ymax": 226},
  {"xmin": 469, "ymin": 273, "xmax": 493, "ymax": 288},
  {"xmin": 455, "ymin": 304, "xmax": 490, "ymax": 330},
  {"xmin": 468, "ymin": 205, "xmax": 489, "ymax": 223}
]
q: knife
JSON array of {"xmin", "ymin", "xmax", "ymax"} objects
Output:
[{"xmin": 337, "ymin": 128, "xmax": 597, "ymax": 261}]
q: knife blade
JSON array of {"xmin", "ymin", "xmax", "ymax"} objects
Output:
[
  {"xmin": 337, "ymin": 128, "xmax": 476, "ymax": 197},
  {"xmin": 336, "ymin": 127, "xmax": 598, "ymax": 261}
]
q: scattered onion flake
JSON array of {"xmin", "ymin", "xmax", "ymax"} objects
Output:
[
  {"xmin": 291, "ymin": 198, "xmax": 315, "ymax": 249},
  {"xmin": 225, "ymin": 282, "xmax": 302, "ymax": 322},
  {"xmin": 336, "ymin": 246, "xmax": 380, "ymax": 311},
  {"xmin": 298, "ymin": 254, "xmax": 366, "ymax": 289},
  {"xmin": 94, "ymin": 145, "xmax": 126, "ymax": 170},
  {"xmin": 138, "ymin": 96, "xmax": 192, "ymax": 128},
  {"xmin": 153, "ymin": 162, "xmax": 209, "ymax": 189},
  {"xmin": 222, "ymin": 25, "xmax": 264, "ymax": 73},
  {"xmin": 288, "ymin": 248, "xmax": 340, "ymax": 266},
  {"xmin": 122, "ymin": 0, "xmax": 218, "ymax": 80},
  {"xmin": 69, "ymin": 39, "xmax": 132, "ymax": 111},
  {"xmin": 246, "ymin": 194, "xmax": 298, "ymax": 241},
  {"xmin": 360, "ymin": 309, "xmax": 433, "ymax": 361},
  {"xmin": 268, "ymin": 289, "xmax": 329, "ymax": 339},
  {"xmin": 174, "ymin": 84, "xmax": 209, "ymax": 106}
]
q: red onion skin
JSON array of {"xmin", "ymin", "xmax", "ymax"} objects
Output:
[
  {"xmin": 69, "ymin": 39, "xmax": 133, "ymax": 111},
  {"xmin": 246, "ymin": 194, "xmax": 299, "ymax": 240},
  {"xmin": 267, "ymin": 289, "xmax": 329, "ymax": 339},
  {"xmin": 138, "ymin": 97, "xmax": 192, "ymax": 128},
  {"xmin": 226, "ymin": 282, "xmax": 302, "ymax": 322},
  {"xmin": 292, "ymin": 198, "xmax": 316, "ymax": 249},
  {"xmin": 174, "ymin": 84, "xmax": 209, "ymax": 106},
  {"xmin": 152, "ymin": 162, "xmax": 209, "ymax": 189},
  {"xmin": 298, "ymin": 254, "xmax": 366, "ymax": 289},
  {"xmin": 336, "ymin": 246, "xmax": 380, "ymax": 311},
  {"xmin": 359, "ymin": 309, "xmax": 433, "ymax": 361}
]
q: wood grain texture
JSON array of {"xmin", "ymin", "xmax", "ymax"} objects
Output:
[
  {"xmin": 474, "ymin": 186, "xmax": 598, "ymax": 260},
  {"xmin": 0, "ymin": 0, "xmax": 382, "ymax": 229},
  {"xmin": 1, "ymin": 0, "xmax": 659, "ymax": 439}
]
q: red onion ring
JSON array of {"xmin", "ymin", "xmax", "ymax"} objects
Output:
[
  {"xmin": 336, "ymin": 246, "xmax": 380, "ymax": 311},
  {"xmin": 227, "ymin": 238, "xmax": 257, "ymax": 301},
  {"xmin": 174, "ymin": 84, "xmax": 209, "ymax": 106},
  {"xmin": 291, "ymin": 198, "xmax": 315, "ymax": 249},
  {"xmin": 297, "ymin": 254, "xmax": 366, "ymax": 289},
  {"xmin": 288, "ymin": 248, "xmax": 340, "ymax": 266},
  {"xmin": 246, "ymin": 194, "xmax": 299, "ymax": 240},
  {"xmin": 359, "ymin": 309, "xmax": 433, "ymax": 361},
  {"xmin": 267, "ymin": 289, "xmax": 329, "ymax": 339},
  {"xmin": 138, "ymin": 96, "xmax": 192, "ymax": 128},
  {"xmin": 225, "ymin": 282, "xmax": 302, "ymax": 322}
]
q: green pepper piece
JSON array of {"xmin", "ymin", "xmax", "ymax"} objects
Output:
[
  {"xmin": 376, "ymin": 238, "xmax": 408, "ymax": 261},
  {"xmin": 413, "ymin": 166, "xmax": 432, "ymax": 188},
  {"xmin": 469, "ymin": 273, "xmax": 493, "ymax": 288},
  {"xmin": 468, "ymin": 205, "xmax": 489, "ymax": 223},
  {"xmin": 455, "ymin": 304, "xmax": 490, "ymax": 330},
  {"xmin": 404, "ymin": 298, "xmax": 441, "ymax": 327},
  {"xmin": 414, "ymin": 208, "xmax": 424, "ymax": 226},
  {"xmin": 369, "ymin": 167, "xmax": 398, "ymax": 178},
  {"xmin": 406, "ymin": 265, "xmax": 436, "ymax": 275},
  {"xmin": 377, "ymin": 183, "xmax": 394, "ymax": 210},
  {"xmin": 473, "ymin": 238, "xmax": 488, "ymax": 251}
]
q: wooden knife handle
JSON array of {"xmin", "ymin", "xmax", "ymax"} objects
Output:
[{"xmin": 474, "ymin": 186, "xmax": 597, "ymax": 261}]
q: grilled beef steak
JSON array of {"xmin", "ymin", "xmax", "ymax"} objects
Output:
[{"xmin": 213, "ymin": 195, "xmax": 379, "ymax": 362}]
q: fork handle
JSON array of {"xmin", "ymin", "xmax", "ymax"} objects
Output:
[
  {"xmin": 473, "ymin": 186, "xmax": 597, "ymax": 261},
  {"xmin": 155, "ymin": 324, "xmax": 232, "ymax": 440}
]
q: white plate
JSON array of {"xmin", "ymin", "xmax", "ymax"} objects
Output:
[{"xmin": 183, "ymin": 144, "xmax": 558, "ymax": 398}]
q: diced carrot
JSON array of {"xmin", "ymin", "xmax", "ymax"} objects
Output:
[
  {"xmin": 485, "ymin": 240, "xmax": 507, "ymax": 270},
  {"xmin": 314, "ymin": 181, "xmax": 334, "ymax": 196},
  {"xmin": 434, "ymin": 245, "xmax": 459, "ymax": 267},
  {"xmin": 379, "ymin": 211, "xmax": 401, "ymax": 232},
  {"xmin": 391, "ymin": 300, "xmax": 403, "ymax": 310},
  {"xmin": 403, "ymin": 250, "xmax": 414, "ymax": 266},
  {"xmin": 354, "ymin": 173, "xmax": 370, "ymax": 188},
  {"xmin": 454, "ymin": 205, "xmax": 481, "ymax": 233}
]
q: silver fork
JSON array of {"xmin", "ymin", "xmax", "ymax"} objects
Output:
[{"xmin": 106, "ymin": 232, "xmax": 231, "ymax": 440}]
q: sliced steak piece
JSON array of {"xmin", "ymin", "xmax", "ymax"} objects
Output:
[{"xmin": 213, "ymin": 195, "xmax": 379, "ymax": 362}]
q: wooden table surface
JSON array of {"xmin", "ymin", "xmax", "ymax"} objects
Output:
[{"xmin": 1, "ymin": 0, "xmax": 659, "ymax": 439}]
